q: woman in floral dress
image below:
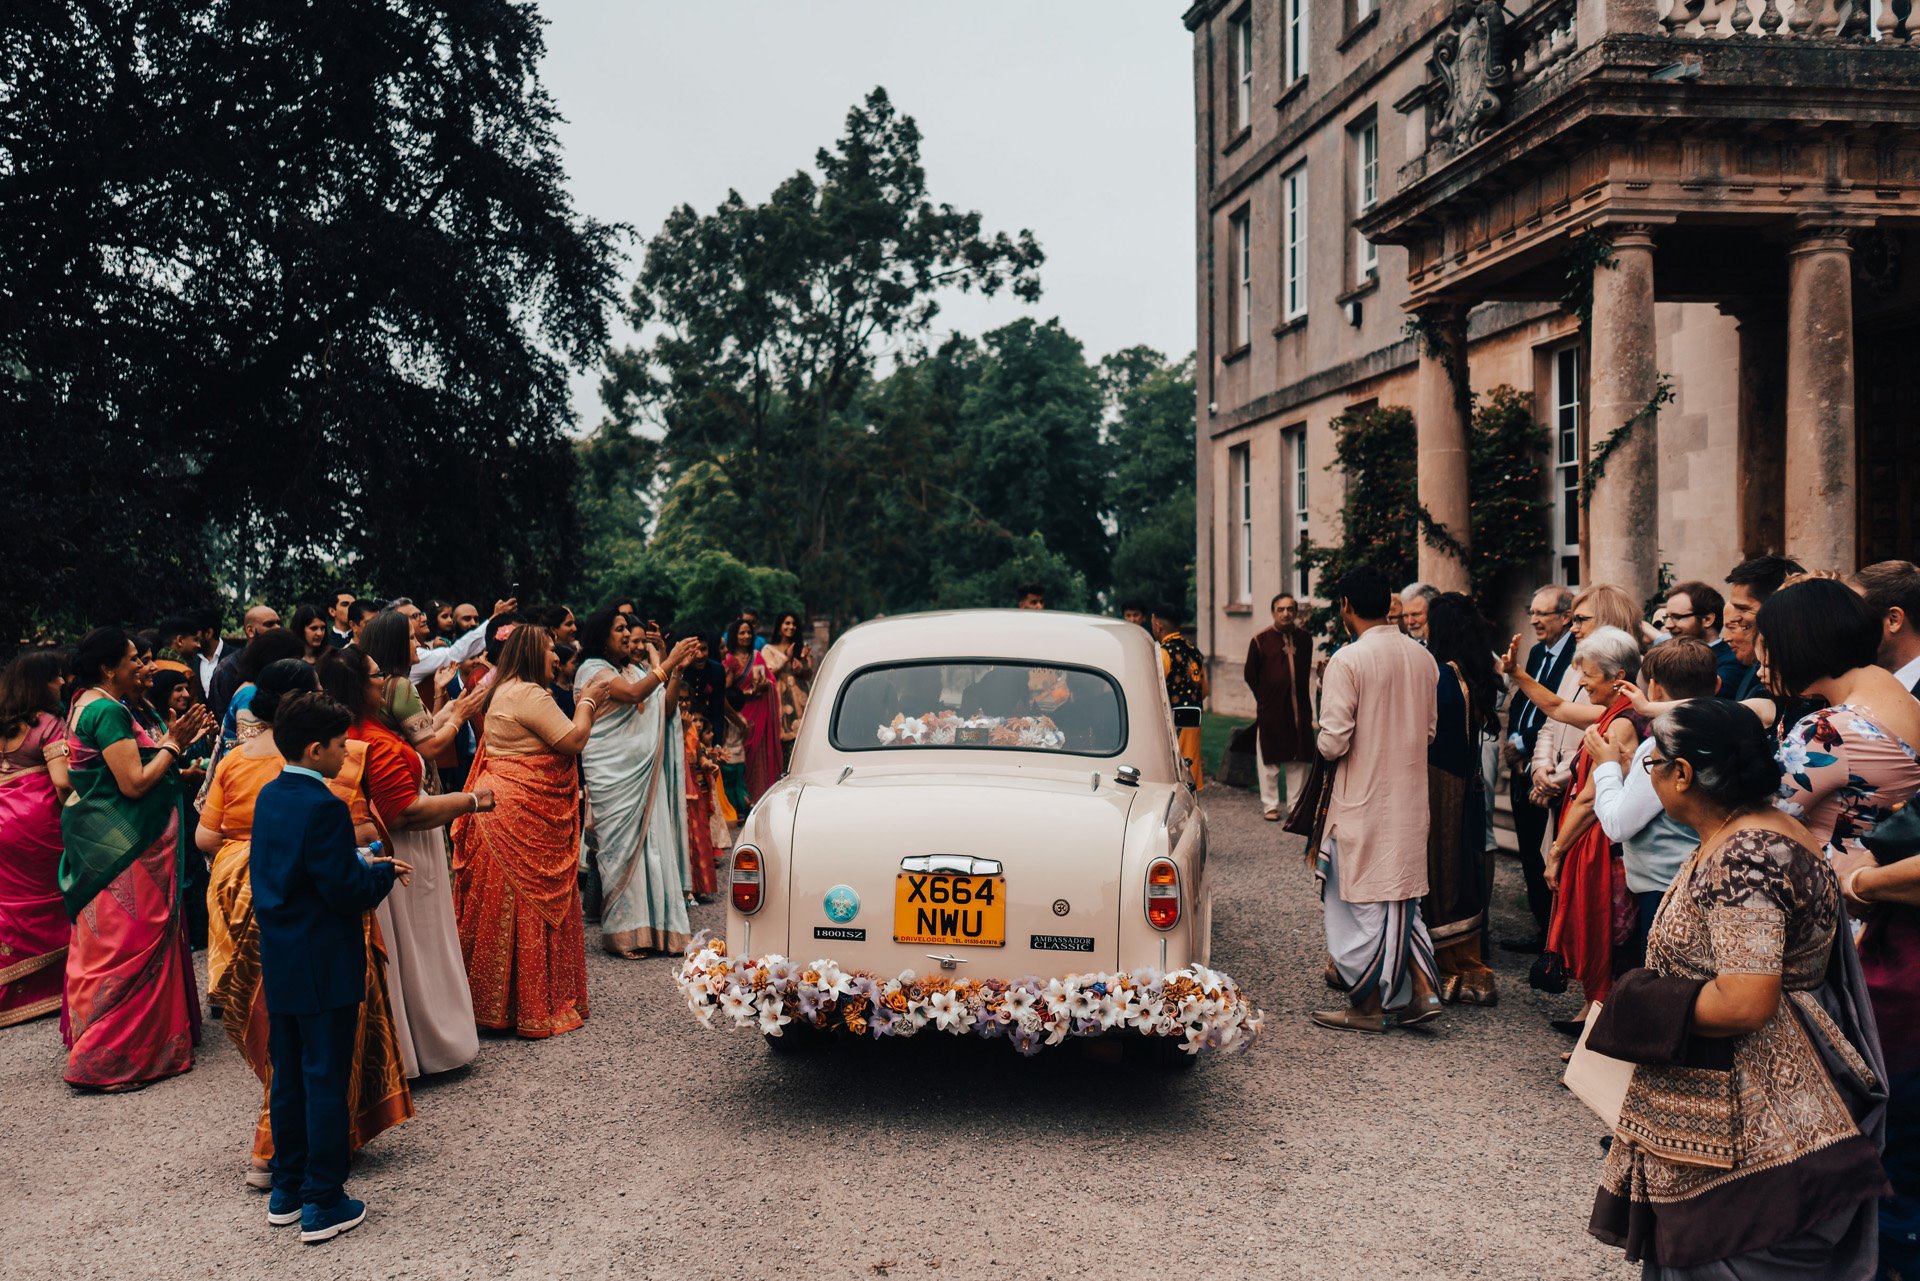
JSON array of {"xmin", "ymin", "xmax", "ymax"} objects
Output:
[{"xmin": 1752, "ymin": 579, "xmax": 1920, "ymax": 1275}]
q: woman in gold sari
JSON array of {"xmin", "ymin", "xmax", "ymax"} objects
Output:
[
  {"xmin": 452, "ymin": 624, "xmax": 609, "ymax": 1039},
  {"xmin": 196, "ymin": 659, "xmax": 411, "ymax": 1190}
]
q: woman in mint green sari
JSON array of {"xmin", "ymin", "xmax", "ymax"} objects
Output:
[{"xmin": 574, "ymin": 607, "xmax": 702, "ymax": 958}]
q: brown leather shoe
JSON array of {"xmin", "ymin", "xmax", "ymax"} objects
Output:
[
  {"xmin": 1394, "ymin": 994, "xmax": 1444, "ymax": 1027},
  {"xmin": 1311, "ymin": 1008, "xmax": 1389, "ymax": 1033}
]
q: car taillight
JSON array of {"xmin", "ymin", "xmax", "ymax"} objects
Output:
[
  {"xmin": 1145, "ymin": 858, "xmax": 1180, "ymax": 931},
  {"xmin": 731, "ymin": 846, "xmax": 764, "ymax": 914}
]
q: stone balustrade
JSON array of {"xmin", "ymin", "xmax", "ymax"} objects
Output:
[
  {"xmin": 1657, "ymin": 0, "xmax": 1910, "ymax": 40},
  {"xmin": 1509, "ymin": 0, "xmax": 1581, "ymax": 85}
]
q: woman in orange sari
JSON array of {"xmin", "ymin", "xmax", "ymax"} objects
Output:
[
  {"xmin": 452, "ymin": 624, "xmax": 609, "ymax": 1039},
  {"xmin": 197, "ymin": 658, "xmax": 413, "ymax": 1189},
  {"xmin": 1542, "ymin": 626, "xmax": 1647, "ymax": 1021}
]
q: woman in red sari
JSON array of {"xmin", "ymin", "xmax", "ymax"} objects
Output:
[
  {"xmin": 723, "ymin": 617, "xmax": 781, "ymax": 804},
  {"xmin": 59, "ymin": 629, "xmax": 213, "ymax": 1090},
  {"xmin": 1542, "ymin": 626, "xmax": 1646, "ymax": 1020},
  {"xmin": 452, "ymin": 625, "xmax": 610, "ymax": 1039},
  {"xmin": 0, "ymin": 652, "xmax": 72, "ymax": 1026}
]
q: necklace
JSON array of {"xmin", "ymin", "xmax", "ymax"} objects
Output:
[{"xmin": 1692, "ymin": 805, "xmax": 1750, "ymax": 864}]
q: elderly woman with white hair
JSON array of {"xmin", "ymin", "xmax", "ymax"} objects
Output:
[{"xmin": 1537, "ymin": 625, "xmax": 1647, "ymax": 1027}]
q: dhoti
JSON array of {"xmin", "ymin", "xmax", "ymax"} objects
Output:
[{"xmin": 1317, "ymin": 837, "xmax": 1437, "ymax": 1014}]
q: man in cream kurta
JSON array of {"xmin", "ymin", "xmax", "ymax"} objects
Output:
[{"xmin": 1312, "ymin": 567, "xmax": 1441, "ymax": 1033}]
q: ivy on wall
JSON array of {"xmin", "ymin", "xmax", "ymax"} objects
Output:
[
  {"xmin": 1297, "ymin": 388, "xmax": 1552, "ymax": 637},
  {"xmin": 1579, "ymin": 376, "xmax": 1676, "ymax": 510}
]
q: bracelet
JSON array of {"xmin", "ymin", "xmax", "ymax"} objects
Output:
[
  {"xmin": 651, "ymin": 666, "xmax": 668, "ymax": 684},
  {"xmin": 467, "ymin": 792, "xmax": 480, "ymax": 814},
  {"xmin": 156, "ymin": 743, "xmax": 180, "ymax": 760},
  {"xmin": 1844, "ymin": 867, "xmax": 1870, "ymax": 904}
]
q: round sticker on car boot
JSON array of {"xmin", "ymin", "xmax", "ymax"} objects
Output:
[{"xmin": 823, "ymin": 885, "xmax": 860, "ymax": 924}]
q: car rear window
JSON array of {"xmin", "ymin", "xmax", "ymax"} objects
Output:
[{"xmin": 829, "ymin": 661, "xmax": 1127, "ymax": 756}]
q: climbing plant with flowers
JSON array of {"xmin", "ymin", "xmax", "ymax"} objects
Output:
[{"xmin": 674, "ymin": 932, "xmax": 1264, "ymax": 1056}]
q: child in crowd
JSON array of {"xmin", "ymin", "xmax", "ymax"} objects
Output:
[{"xmin": 249, "ymin": 693, "xmax": 410, "ymax": 1244}]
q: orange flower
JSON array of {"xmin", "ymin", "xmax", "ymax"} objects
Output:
[
  {"xmin": 846, "ymin": 1016, "xmax": 868, "ymax": 1035},
  {"xmin": 887, "ymin": 990, "xmax": 908, "ymax": 1012}
]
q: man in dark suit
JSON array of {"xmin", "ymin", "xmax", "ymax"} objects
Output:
[
  {"xmin": 1500, "ymin": 586, "xmax": 1575, "ymax": 951},
  {"xmin": 1723, "ymin": 554, "xmax": 1804, "ymax": 700},
  {"xmin": 251, "ymin": 693, "xmax": 407, "ymax": 1245}
]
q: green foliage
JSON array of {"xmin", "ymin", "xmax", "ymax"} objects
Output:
[
  {"xmin": 669, "ymin": 550, "xmax": 802, "ymax": 635},
  {"xmin": 611, "ymin": 87, "xmax": 1044, "ymax": 622},
  {"xmin": 1467, "ymin": 385, "xmax": 1552, "ymax": 599},
  {"xmin": 1295, "ymin": 406, "xmax": 1422, "ymax": 637},
  {"xmin": 1111, "ymin": 490, "xmax": 1197, "ymax": 619},
  {"xmin": 932, "ymin": 534, "xmax": 1090, "ymax": 613},
  {"xmin": 0, "ymin": 1, "xmax": 621, "ymax": 640},
  {"xmin": 1580, "ymin": 375, "xmax": 1675, "ymax": 509},
  {"xmin": 1561, "ymin": 229, "xmax": 1618, "ymax": 326}
]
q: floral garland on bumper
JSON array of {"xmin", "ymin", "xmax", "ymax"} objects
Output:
[{"xmin": 674, "ymin": 933, "xmax": 1264, "ymax": 1057}]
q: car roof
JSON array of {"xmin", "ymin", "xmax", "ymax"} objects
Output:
[{"xmin": 825, "ymin": 609, "xmax": 1159, "ymax": 670}]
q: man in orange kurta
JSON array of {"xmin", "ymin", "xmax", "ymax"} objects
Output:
[{"xmin": 1311, "ymin": 567, "xmax": 1440, "ymax": 1033}]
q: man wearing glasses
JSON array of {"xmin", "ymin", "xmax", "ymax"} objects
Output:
[
  {"xmin": 1499, "ymin": 585, "xmax": 1575, "ymax": 953},
  {"xmin": 1662, "ymin": 580, "xmax": 1745, "ymax": 696}
]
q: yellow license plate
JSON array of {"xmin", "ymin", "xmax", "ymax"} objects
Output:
[{"xmin": 893, "ymin": 873, "xmax": 1006, "ymax": 947}]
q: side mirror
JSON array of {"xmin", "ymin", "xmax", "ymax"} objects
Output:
[{"xmin": 1172, "ymin": 705, "xmax": 1203, "ymax": 730}]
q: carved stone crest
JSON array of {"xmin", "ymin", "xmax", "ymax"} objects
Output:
[{"xmin": 1430, "ymin": 0, "xmax": 1511, "ymax": 155}]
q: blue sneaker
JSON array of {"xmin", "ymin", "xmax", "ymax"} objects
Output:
[
  {"xmin": 299, "ymin": 1197, "xmax": 367, "ymax": 1244},
  {"xmin": 266, "ymin": 1187, "xmax": 302, "ymax": 1226}
]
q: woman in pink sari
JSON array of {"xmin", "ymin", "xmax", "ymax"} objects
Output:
[
  {"xmin": 0, "ymin": 652, "xmax": 72, "ymax": 1026},
  {"xmin": 723, "ymin": 617, "xmax": 781, "ymax": 804},
  {"xmin": 59, "ymin": 629, "xmax": 212, "ymax": 1090}
]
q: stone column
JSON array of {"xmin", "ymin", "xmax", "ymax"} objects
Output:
[
  {"xmin": 1414, "ymin": 302, "xmax": 1471, "ymax": 594},
  {"xmin": 1784, "ymin": 224, "xmax": 1858, "ymax": 572},
  {"xmin": 1721, "ymin": 303, "xmax": 1787, "ymax": 558},
  {"xmin": 1586, "ymin": 226, "xmax": 1660, "ymax": 604}
]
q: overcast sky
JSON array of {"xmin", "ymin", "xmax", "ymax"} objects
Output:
[{"xmin": 534, "ymin": 1, "xmax": 1197, "ymax": 427}]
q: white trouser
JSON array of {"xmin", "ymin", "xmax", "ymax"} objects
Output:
[
  {"xmin": 1318, "ymin": 838, "xmax": 1438, "ymax": 1013},
  {"xmin": 1255, "ymin": 739, "xmax": 1311, "ymax": 814}
]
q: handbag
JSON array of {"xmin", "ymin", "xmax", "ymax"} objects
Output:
[
  {"xmin": 1528, "ymin": 949, "xmax": 1569, "ymax": 994},
  {"xmin": 1864, "ymin": 800, "xmax": 1920, "ymax": 864},
  {"xmin": 1282, "ymin": 753, "xmax": 1334, "ymax": 841},
  {"xmin": 1563, "ymin": 1003, "xmax": 1634, "ymax": 1130}
]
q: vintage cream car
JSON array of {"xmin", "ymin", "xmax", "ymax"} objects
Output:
[{"xmin": 675, "ymin": 610, "xmax": 1263, "ymax": 1059}]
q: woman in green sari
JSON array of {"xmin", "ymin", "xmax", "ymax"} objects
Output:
[{"xmin": 60, "ymin": 628, "xmax": 213, "ymax": 1090}]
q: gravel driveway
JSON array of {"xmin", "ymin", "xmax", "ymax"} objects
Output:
[{"xmin": 0, "ymin": 784, "xmax": 1626, "ymax": 1280}]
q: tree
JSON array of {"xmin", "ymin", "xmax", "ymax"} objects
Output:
[
  {"xmin": 612, "ymin": 87, "xmax": 1044, "ymax": 618},
  {"xmin": 1467, "ymin": 386, "xmax": 1551, "ymax": 600},
  {"xmin": 0, "ymin": 2, "xmax": 620, "ymax": 641},
  {"xmin": 1102, "ymin": 347, "xmax": 1197, "ymax": 615},
  {"xmin": 949, "ymin": 319, "xmax": 1108, "ymax": 594},
  {"xmin": 1295, "ymin": 406, "xmax": 1421, "ymax": 638}
]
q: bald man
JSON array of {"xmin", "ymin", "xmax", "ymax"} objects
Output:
[{"xmin": 207, "ymin": 605, "xmax": 284, "ymax": 721}]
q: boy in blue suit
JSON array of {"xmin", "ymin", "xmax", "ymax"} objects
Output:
[{"xmin": 251, "ymin": 693, "xmax": 411, "ymax": 1244}]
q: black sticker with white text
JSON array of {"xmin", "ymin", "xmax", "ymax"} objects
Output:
[
  {"xmin": 1030, "ymin": 934, "xmax": 1095, "ymax": 953},
  {"xmin": 814, "ymin": 926, "xmax": 866, "ymax": 941}
]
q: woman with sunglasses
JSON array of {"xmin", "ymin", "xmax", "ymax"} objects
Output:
[{"xmin": 1587, "ymin": 697, "xmax": 1888, "ymax": 1279}]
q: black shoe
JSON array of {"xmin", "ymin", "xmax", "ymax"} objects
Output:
[
  {"xmin": 1499, "ymin": 935, "xmax": 1545, "ymax": 954},
  {"xmin": 1550, "ymin": 1017, "xmax": 1588, "ymax": 1036}
]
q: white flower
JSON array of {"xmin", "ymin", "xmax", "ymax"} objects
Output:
[
  {"xmin": 810, "ymin": 960, "xmax": 855, "ymax": 998},
  {"xmin": 1065, "ymin": 990, "xmax": 1097, "ymax": 1023},
  {"xmin": 719, "ymin": 987, "xmax": 756, "ymax": 1028},
  {"xmin": 1041, "ymin": 978, "xmax": 1076, "ymax": 1015},
  {"xmin": 758, "ymin": 994, "xmax": 792, "ymax": 1035},
  {"xmin": 924, "ymin": 989, "xmax": 974, "ymax": 1032},
  {"xmin": 1003, "ymin": 988, "xmax": 1039, "ymax": 1020}
]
